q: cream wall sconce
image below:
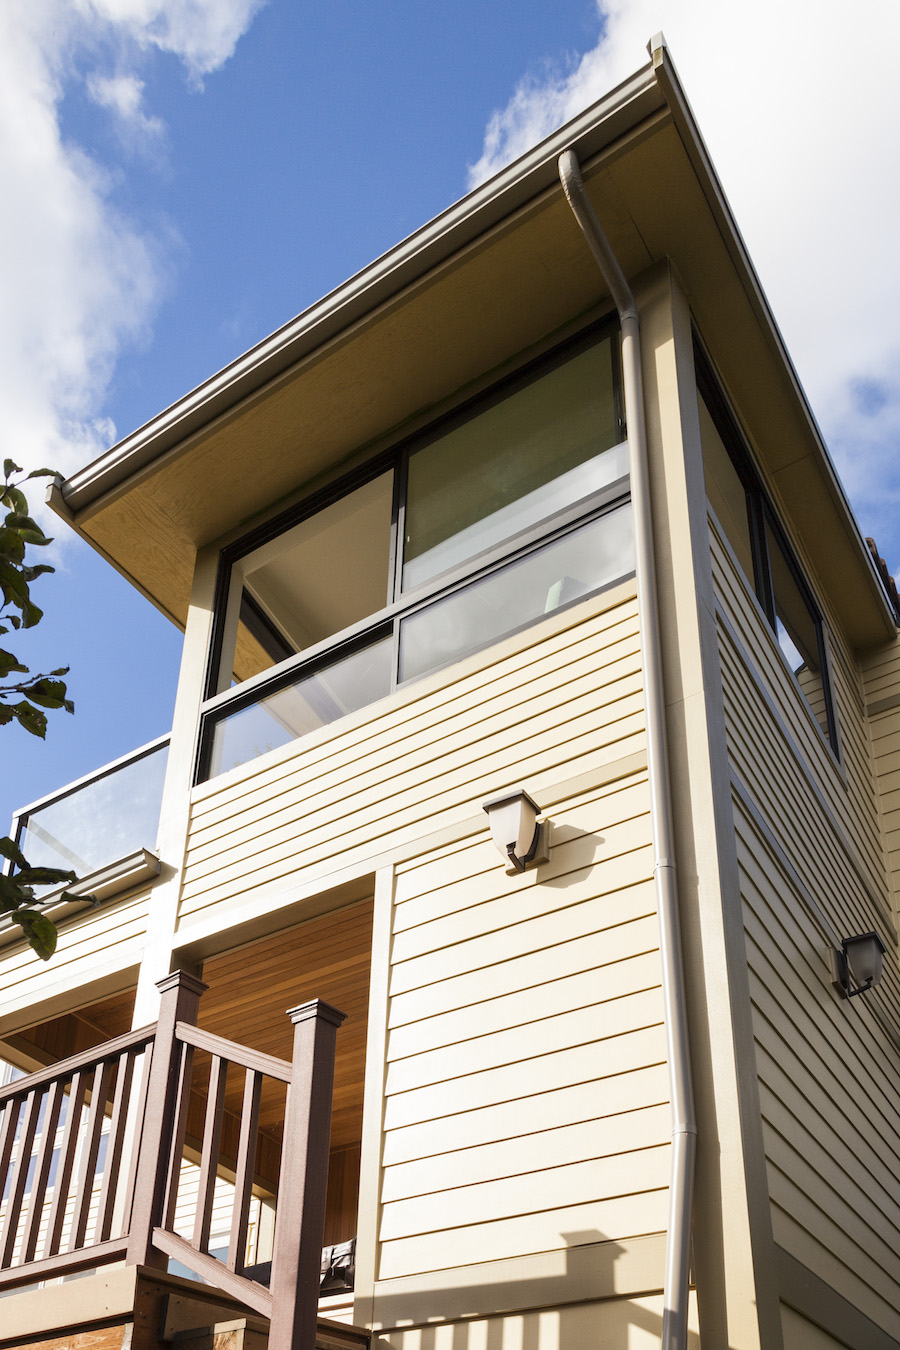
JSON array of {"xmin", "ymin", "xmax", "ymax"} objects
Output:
[
  {"xmin": 833, "ymin": 932, "xmax": 886, "ymax": 999},
  {"xmin": 483, "ymin": 788, "xmax": 550, "ymax": 873}
]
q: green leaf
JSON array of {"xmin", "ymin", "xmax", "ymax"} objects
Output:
[
  {"xmin": 16, "ymin": 866, "xmax": 76, "ymax": 886},
  {"xmin": 0, "ymin": 872, "xmax": 30, "ymax": 905},
  {"xmin": 0, "ymin": 527, "xmax": 25, "ymax": 563},
  {"xmin": 22, "ymin": 677, "xmax": 69, "ymax": 710},
  {"xmin": 0, "ymin": 560, "xmax": 28, "ymax": 602},
  {"xmin": 1, "ymin": 486, "xmax": 27, "ymax": 514},
  {"xmin": 25, "ymin": 469, "xmax": 58, "ymax": 480},
  {"xmin": 21, "ymin": 600, "xmax": 43, "ymax": 629},
  {"xmin": 3, "ymin": 460, "xmax": 22, "ymax": 478},
  {"xmin": 16, "ymin": 911, "xmax": 57, "ymax": 961},
  {"xmin": 0, "ymin": 650, "xmax": 28, "ymax": 678},
  {"xmin": 0, "ymin": 836, "xmax": 28, "ymax": 870},
  {"xmin": 12, "ymin": 700, "xmax": 47, "ymax": 738}
]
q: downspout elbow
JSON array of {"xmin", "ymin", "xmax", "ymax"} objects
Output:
[{"xmin": 557, "ymin": 150, "xmax": 640, "ymax": 326}]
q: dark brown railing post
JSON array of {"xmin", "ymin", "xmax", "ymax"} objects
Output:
[
  {"xmin": 126, "ymin": 970, "xmax": 207, "ymax": 1268},
  {"xmin": 268, "ymin": 1000, "xmax": 346, "ymax": 1350}
]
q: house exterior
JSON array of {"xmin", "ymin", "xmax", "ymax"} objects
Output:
[{"xmin": 1, "ymin": 34, "xmax": 900, "ymax": 1350}]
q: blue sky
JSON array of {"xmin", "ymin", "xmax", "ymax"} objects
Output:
[{"xmin": 2, "ymin": 0, "xmax": 899, "ymax": 835}]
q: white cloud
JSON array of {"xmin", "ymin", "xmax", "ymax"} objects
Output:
[
  {"xmin": 87, "ymin": 73, "xmax": 164, "ymax": 139},
  {"xmin": 0, "ymin": 0, "xmax": 264, "ymax": 492},
  {"xmin": 469, "ymin": 1, "xmax": 900, "ymax": 564}
]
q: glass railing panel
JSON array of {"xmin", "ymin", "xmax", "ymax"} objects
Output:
[{"xmin": 14, "ymin": 739, "xmax": 169, "ymax": 879}]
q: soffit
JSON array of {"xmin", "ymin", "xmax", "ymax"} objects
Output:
[
  {"xmin": 198, "ymin": 896, "xmax": 373, "ymax": 1151},
  {"xmin": 72, "ymin": 156, "xmax": 649, "ymax": 627}
]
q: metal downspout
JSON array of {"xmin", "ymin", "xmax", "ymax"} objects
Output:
[{"xmin": 558, "ymin": 149, "xmax": 697, "ymax": 1350}]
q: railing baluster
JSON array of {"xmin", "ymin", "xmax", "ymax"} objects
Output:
[
  {"xmin": 227, "ymin": 1068, "xmax": 262, "ymax": 1275},
  {"xmin": 160, "ymin": 1038, "xmax": 195, "ymax": 1232},
  {"xmin": 95, "ymin": 1050, "xmax": 136, "ymax": 1243},
  {"xmin": 21, "ymin": 1079, "xmax": 65, "ymax": 1262},
  {"xmin": 0, "ymin": 1098, "xmax": 23, "ymax": 1207},
  {"xmin": 0, "ymin": 1088, "xmax": 41, "ymax": 1268},
  {"xmin": 44, "ymin": 1071, "xmax": 87, "ymax": 1258},
  {"xmin": 70, "ymin": 1059, "xmax": 114, "ymax": 1251},
  {"xmin": 193, "ymin": 1054, "xmax": 228, "ymax": 1253},
  {"xmin": 121, "ymin": 1043, "xmax": 152, "ymax": 1234}
]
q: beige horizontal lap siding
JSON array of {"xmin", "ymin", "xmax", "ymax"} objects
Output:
[
  {"xmin": 378, "ymin": 771, "xmax": 669, "ymax": 1282},
  {"xmin": 781, "ymin": 1304, "xmax": 856, "ymax": 1350},
  {"xmin": 862, "ymin": 636, "xmax": 900, "ymax": 917},
  {"xmin": 709, "ymin": 519, "xmax": 900, "ymax": 1338},
  {"xmin": 710, "ymin": 523, "xmax": 886, "ymax": 901},
  {"xmin": 375, "ymin": 1294, "xmax": 700, "ymax": 1348},
  {"xmin": 180, "ymin": 592, "xmax": 643, "ymax": 922},
  {"xmin": 734, "ymin": 786, "xmax": 900, "ymax": 1339},
  {"xmin": 0, "ymin": 890, "xmax": 150, "ymax": 1022}
]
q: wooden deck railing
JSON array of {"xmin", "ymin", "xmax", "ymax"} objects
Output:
[{"xmin": 0, "ymin": 972, "xmax": 345, "ymax": 1350}]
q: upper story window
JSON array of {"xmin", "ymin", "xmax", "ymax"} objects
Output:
[
  {"xmin": 696, "ymin": 348, "xmax": 838, "ymax": 752},
  {"xmin": 197, "ymin": 322, "xmax": 634, "ymax": 781}
]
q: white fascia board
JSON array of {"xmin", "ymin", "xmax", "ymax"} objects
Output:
[{"xmin": 60, "ymin": 60, "xmax": 663, "ymax": 515}]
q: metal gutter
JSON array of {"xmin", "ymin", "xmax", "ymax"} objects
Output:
[
  {"xmin": 61, "ymin": 64, "xmax": 664, "ymax": 516},
  {"xmin": 559, "ymin": 145, "xmax": 696, "ymax": 1350}
]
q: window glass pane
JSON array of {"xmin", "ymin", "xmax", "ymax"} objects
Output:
[
  {"xmin": 765, "ymin": 521, "xmax": 829, "ymax": 739},
  {"xmin": 226, "ymin": 474, "xmax": 393, "ymax": 686},
  {"xmin": 403, "ymin": 338, "xmax": 625, "ymax": 591},
  {"xmin": 399, "ymin": 504, "xmax": 633, "ymax": 683},
  {"xmin": 698, "ymin": 393, "xmax": 754, "ymax": 580},
  {"xmin": 208, "ymin": 635, "xmax": 393, "ymax": 777}
]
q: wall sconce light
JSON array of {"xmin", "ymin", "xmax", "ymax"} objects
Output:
[
  {"xmin": 833, "ymin": 932, "xmax": 886, "ymax": 999},
  {"xmin": 483, "ymin": 788, "xmax": 550, "ymax": 873}
]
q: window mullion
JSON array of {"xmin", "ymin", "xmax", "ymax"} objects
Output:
[{"xmin": 388, "ymin": 462, "xmax": 405, "ymax": 606}]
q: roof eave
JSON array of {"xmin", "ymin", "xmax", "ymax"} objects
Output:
[{"xmin": 60, "ymin": 60, "xmax": 663, "ymax": 516}]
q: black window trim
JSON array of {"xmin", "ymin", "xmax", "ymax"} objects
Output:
[
  {"xmin": 695, "ymin": 342, "xmax": 839, "ymax": 755},
  {"xmin": 197, "ymin": 317, "xmax": 629, "ymax": 782}
]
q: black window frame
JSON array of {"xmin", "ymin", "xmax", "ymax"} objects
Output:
[
  {"xmin": 696, "ymin": 345, "xmax": 839, "ymax": 754},
  {"xmin": 196, "ymin": 317, "xmax": 631, "ymax": 783}
]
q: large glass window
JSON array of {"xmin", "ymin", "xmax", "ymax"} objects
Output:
[
  {"xmin": 402, "ymin": 340, "xmax": 625, "ymax": 591},
  {"xmin": 199, "ymin": 324, "xmax": 633, "ymax": 781},
  {"xmin": 697, "ymin": 349, "xmax": 837, "ymax": 750},
  {"xmin": 223, "ymin": 473, "xmax": 394, "ymax": 689}
]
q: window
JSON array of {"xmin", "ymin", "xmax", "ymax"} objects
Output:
[
  {"xmin": 696, "ymin": 348, "xmax": 837, "ymax": 750},
  {"xmin": 198, "ymin": 323, "xmax": 634, "ymax": 781}
]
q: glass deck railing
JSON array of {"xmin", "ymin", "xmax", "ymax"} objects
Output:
[{"xmin": 11, "ymin": 735, "xmax": 170, "ymax": 883}]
